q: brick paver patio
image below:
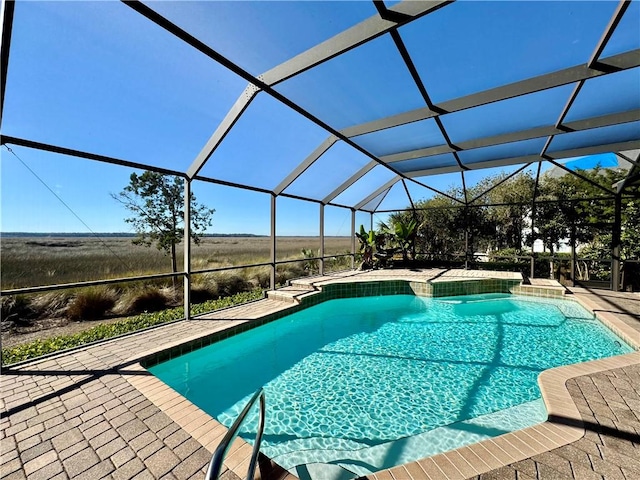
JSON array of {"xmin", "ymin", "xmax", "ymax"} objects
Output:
[{"xmin": 1, "ymin": 270, "xmax": 639, "ymax": 480}]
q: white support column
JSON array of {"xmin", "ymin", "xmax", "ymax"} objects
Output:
[
  {"xmin": 319, "ymin": 204, "xmax": 325, "ymax": 275},
  {"xmin": 351, "ymin": 209, "xmax": 356, "ymax": 270},
  {"xmin": 183, "ymin": 178, "xmax": 192, "ymax": 320},
  {"xmin": 270, "ymin": 194, "xmax": 277, "ymax": 290}
]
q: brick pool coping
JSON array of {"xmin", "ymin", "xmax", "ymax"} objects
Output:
[
  {"xmin": 125, "ymin": 271, "xmax": 640, "ymax": 480},
  {"xmin": 2, "ymin": 269, "xmax": 639, "ymax": 480}
]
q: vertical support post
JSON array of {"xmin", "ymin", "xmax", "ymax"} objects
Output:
[
  {"xmin": 183, "ymin": 178, "xmax": 191, "ymax": 320},
  {"xmin": 612, "ymin": 194, "xmax": 622, "ymax": 291},
  {"xmin": 464, "ymin": 206, "xmax": 470, "ymax": 270},
  {"xmin": 530, "ymin": 162, "xmax": 542, "ymax": 279},
  {"xmin": 529, "ymin": 211, "xmax": 536, "ymax": 279},
  {"xmin": 369, "ymin": 212, "xmax": 373, "ymax": 232},
  {"xmin": 570, "ymin": 223, "xmax": 576, "ymax": 287},
  {"xmin": 464, "ymin": 229, "xmax": 469, "ymax": 270},
  {"xmin": 0, "ymin": 0, "xmax": 16, "ymax": 127},
  {"xmin": 270, "ymin": 194, "xmax": 277, "ymax": 291},
  {"xmin": 319, "ymin": 203, "xmax": 325, "ymax": 276},
  {"xmin": 351, "ymin": 209, "xmax": 356, "ymax": 270}
]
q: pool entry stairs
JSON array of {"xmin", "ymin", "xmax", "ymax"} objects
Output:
[
  {"xmin": 292, "ymin": 463, "xmax": 359, "ymax": 480},
  {"xmin": 266, "ymin": 280, "xmax": 321, "ymax": 304},
  {"xmin": 265, "ymin": 270, "xmax": 568, "ymax": 307}
]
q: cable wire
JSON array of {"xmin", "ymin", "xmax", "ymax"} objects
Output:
[{"xmin": 3, "ymin": 144, "xmax": 131, "ymax": 271}]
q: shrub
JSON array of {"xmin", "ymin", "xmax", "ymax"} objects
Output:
[
  {"xmin": 190, "ymin": 286, "xmax": 216, "ymax": 304},
  {"xmin": 29, "ymin": 291, "xmax": 71, "ymax": 319},
  {"xmin": 66, "ymin": 287, "xmax": 117, "ymax": 321},
  {"xmin": 276, "ymin": 264, "xmax": 305, "ymax": 286},
  {"xmin": 114, "ymin": 286, "xmax": 171, "ymax": 315},
  {"xmin": 243, "ymin": 266, "xmax": 271, "ymax": 289},
  {"xmin": 213, "ymin": 273, "xmax": 252, "ymax": 297},
  {"xmin": 127, "ymin": 288, "xmax": 169, "ymax": 313},
  {"xmin": 1, "ymin": 295, "xmax": 35, "ymax": 326}
]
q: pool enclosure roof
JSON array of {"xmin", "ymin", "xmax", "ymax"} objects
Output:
[{"xmin": 1, "ymin": 0, "xmax": 639, "ymax": 213}]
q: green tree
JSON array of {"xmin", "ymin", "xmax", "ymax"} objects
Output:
[
  {"xmin": 112, "ymin": 171, "xmax": 215, "ymax": 277},
  {"xmin": 391, "ymin": 195, "xmax": 463, "ymax": 260},
  {"xmin": 622, "ymin": 199, "xmax": 640, "ymax": 260},
  {"xmin": 379, "ymin": 217, "xmax": 419, "ymax": 262},
  {"xmin": 479, "ymin": 172, "xmax": 535, "ymax": 252},
  {"xmin": 535, "ymin": 166, "xmax": 627, "ymax": 254}
]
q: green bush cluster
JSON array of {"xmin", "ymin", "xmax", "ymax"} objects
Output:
[{"xmin": 1, "ymin": 289, "xmax": 263, "ymax": 366}]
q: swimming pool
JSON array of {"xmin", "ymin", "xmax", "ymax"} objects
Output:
[{"xmin": 149, "ymin": 293, "xmax": 632, "ymax": 478}]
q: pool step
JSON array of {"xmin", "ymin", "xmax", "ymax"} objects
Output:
[
  {"xmin": 511, "ymin": 277, "xmax": 567, "ymax": 298},
  {"xmin": 267, "ymin": 284, "xmax": 320, "ymax": 304},
  {"xmin": 292, "ymin": 462, "xmax": 358, "ymax": 480}
]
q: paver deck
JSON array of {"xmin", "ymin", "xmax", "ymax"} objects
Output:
[{"xmin": 1, "ymin": 270, "xmax": 639, "ymax": 480}]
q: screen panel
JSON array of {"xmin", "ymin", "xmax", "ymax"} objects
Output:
[
  {"xmin": 548, "ymin": 121, "xmax": 640, "ymax": 153},
  {"xmin": 198, "ymin": 93, "xmax": 329, "ymax": 191},
  {"xmin": 458, "ymin": 138, "xmax": 547, "ymax": 165},
  {"xmin": 601, "ymin": 0, "xmax": 640, "ymax": 58},
  {"xmin": 283, "ymin": 142, "xmax": 373, "ymax": 201},
  {"xmin": 376, "ymin": 182, "xmax": 412, "ymax": 212},
  {"xmin": 355, "ymin": 210, "xmax": 373, "ymax": 232},
  {"xmin": 190, "ymin": 180, "xmax": 271, "ymax": 270},
  {"xmin": 3, "ymin": 1, "xmax": 246, "ymax": 171},
  {"xmin": 392, "ymin": 153, "xmax": 459, "ymax": 174},
  {"xmin": 331, "ymin": 165, "xmax": 398, "ymax": 208},
  {"xmin": 352, "ymin": 118, "xmax": 446, "ymax": 157},
  {"xmin": 1, "ymin": 146, "xmax": 186, "ymax": 288},
  {"xmin": 324, "ymin": 205, "xmax": 353, "ymax": 253},
  {"xmin": 405, "ymin": 179, "xmax": 440, "ymax": 203},
  {"xmin": 564, "ymin": 68, "xmax": 640, "ymax": 123},
  {"xmin": 441, "ymin": 84, "xmax": 574, "ymax": 144},
  {"xmin": 412, "ymin": 172, "xmax": 465, "ymax": 200},
  {"xmin": 464, "ymin": 164, "xmax": 527, "ymax": 193},
  {"xmin": 144, "ymin": 1, "xmax": 377, "ymax": 75},
  {"xmin": 360, "ymin": 190, "xmax": 390, "ymax": 213},
  {"xmin": 557, "ymin": 152, "xmax": 620, "ymax": 170},
  {"xmin": 274, "ymin": 34, "xmax": 425, "ymax": 130},
  {"xmin": 276, "ymin": 197, "xmax": 320, "ymax": 262},
  {"xmin": 400, "ymin": 1, "xmax": 616, "ymax": 102}
]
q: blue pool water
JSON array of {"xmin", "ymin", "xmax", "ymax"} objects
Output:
[{"xmin": 150, "ymin": 294, "xmax": 632, "ymax": 477}]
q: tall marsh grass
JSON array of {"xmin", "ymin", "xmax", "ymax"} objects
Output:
[
  {"xmin": 1, "ymin": 236, "xmax": 353, "ymax": 327},
  {"xmin": 1, "ymin": 236, "xmax": 352, "ymax": 289}
]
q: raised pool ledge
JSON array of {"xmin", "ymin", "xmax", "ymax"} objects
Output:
[{"xmin": 124, "ymin": 271, "xmax": 640, "ymax": 480}]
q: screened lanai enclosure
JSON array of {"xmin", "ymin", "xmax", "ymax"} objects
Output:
[{"xmin": 1, "ymin": 0, "xmax": 640, "ymax": 321}]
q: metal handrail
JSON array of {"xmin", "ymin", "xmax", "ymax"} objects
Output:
[{"xmin": 205, "ymin": 388, "xmax": 266, "ymax": 480}]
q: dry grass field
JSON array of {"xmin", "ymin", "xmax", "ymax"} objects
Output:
[{"xmin": 1, "ymin": 235, "xmax": 353, "ymax": 289}]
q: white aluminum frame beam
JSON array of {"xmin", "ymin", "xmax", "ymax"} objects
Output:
[
  {"xmin": 322, "ymin": 161, "xmax": 377, "ymax": 204},
  {"xmin": 354, "ymin": 176, "xmax": 401, "ymax": 211},
  {"xmin": 274, "ymin": 135, "xmax": 338, "ymax": 195},
  {"xmin": 187, "ymin": 84, "xmax": 260, "ymax": 179},
  {"xmin": 260, "ymin": 1, "xmax": 451, "ymax": 86}
]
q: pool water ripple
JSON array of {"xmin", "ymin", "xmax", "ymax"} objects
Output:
[{"xmin": 149, "ymin": 293, "xmax": 632, "ymax": 477}]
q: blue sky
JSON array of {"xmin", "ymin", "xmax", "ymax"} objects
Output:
[{"xmin": 1, "ymin": 1, "xmax": 637, "ymax": 236}]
